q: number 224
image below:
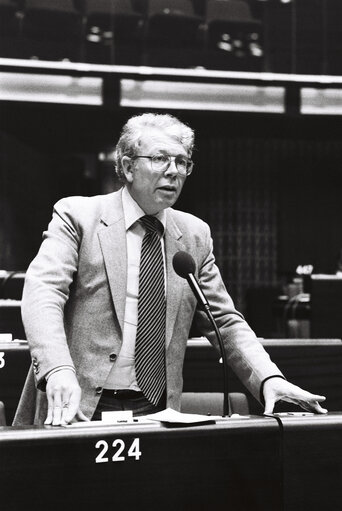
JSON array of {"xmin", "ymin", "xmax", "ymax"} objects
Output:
[{"xmin": 95, "ymin": 438, "xmax": 141, "ymax": 463}]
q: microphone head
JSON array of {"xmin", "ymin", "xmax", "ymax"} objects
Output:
[{"xmin": 172, "ymin": 251, "xmax": 196, "ymax": 278}]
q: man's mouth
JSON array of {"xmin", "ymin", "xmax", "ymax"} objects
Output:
[{"xmin": 158, "ymin": 185, "xmax": 177, "ymax": 192}]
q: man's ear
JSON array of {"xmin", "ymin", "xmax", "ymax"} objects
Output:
[{"xmin": 122, "ymin": 156, "xmax": 134, "ymax": 183}]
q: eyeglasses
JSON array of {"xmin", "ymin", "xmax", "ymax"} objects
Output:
[{"xmin": 132, "ymin": 154, "xmax": 193, "ymax": 176}]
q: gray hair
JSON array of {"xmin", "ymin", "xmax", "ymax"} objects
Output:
[{"xmin": 113, "ymin": 113, "xmax": 195, "ymax": 182}]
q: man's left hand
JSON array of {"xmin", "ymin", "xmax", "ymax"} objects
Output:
[{"xmin": 263, "ymin": 378, "xmax": 328, "ymax": 415}]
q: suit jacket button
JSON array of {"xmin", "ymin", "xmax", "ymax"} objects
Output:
[
  {"xmin": 95, "ymin": 386, "xmax": 103, "ymax": 394},
  {"xmin": 109, "ymin": 353, "xmax": 117, "ymax": 362}
]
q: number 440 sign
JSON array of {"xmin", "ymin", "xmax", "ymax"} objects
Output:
[{"xmin": 95, "ymin": 438, "xmax": 141, "ymax": 463}]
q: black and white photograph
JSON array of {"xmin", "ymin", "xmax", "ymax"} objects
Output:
[{"xmin": 1, "ymin": 1, "xmax": 342, "ymax": 510}]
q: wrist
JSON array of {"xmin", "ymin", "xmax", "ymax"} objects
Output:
[
  {"xmin": 260, "ymin": 375, "xmax": 286, "ymax": 405},
  {"xmin": 45, "ymin": 366, "xmax": 76, "ymax": 382}
]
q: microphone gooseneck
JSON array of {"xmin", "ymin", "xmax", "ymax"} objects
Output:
[{"xmin": 173, "ymin": 251, "xmax": 230, "ymax": 417}]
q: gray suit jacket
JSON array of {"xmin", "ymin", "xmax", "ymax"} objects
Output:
[{"xmin": 13, "ymin": 189, "xmax": 282, "ymax": 425}]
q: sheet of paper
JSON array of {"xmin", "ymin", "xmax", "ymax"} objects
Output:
[{"xmin": 144, "ymin": 407, "xmax": 218, "ymax": 425}]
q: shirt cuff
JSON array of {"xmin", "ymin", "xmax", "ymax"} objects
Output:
[
  {"xmin": 259, "ymin": 375, "xmax": 286, "ymax": 406},
  {"xmin": 45, "ymin": 365, "xmax": 76, "ymax": 382}
]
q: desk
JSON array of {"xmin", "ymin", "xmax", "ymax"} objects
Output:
[
  {"xmin": 0, "ymin": 417, "xmax": 281, "ymax": 511},
  {"xmin": 1, "ymin": 413, "xmax": 342, "ymax": 511}
]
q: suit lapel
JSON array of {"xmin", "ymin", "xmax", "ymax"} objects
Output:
[
  {"xmin": 165, "ymin": 212, "xmax": 186, "ymax": 348},
  {"xmin": 98, "ymin": 190, "xmax": 127, "ymax": 334}
]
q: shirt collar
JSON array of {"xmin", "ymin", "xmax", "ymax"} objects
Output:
[{"xmin": 122, "ymin": 186, "xmax": 167, "ymax": 233}]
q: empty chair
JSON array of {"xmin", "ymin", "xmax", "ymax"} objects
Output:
[
  {"xmin": 84, "ymin": 0, "xmax": 144, "ymax": 65},
  {"xmin": 228, "ymin": 392, "xmax": 250, "ymax": 415},
  {"xmin": 262, "ymin": 0, "xmax": 293, "ymax": 73},
  {"xmin": 325, "ymin": 0, "xmax": 342, "ymax": 75},
  {"xmin": 143, "ymin": 0, "xmax": 204, "ymax": 68},
  {"xmin": 0, "ymin": 299, "xmax": 25, "ymax": 338},
  {"xmin": 0, "ymin": 271, "xmax": 25, "ymax": 299},
  {"xmin": 294, "ymin": 0, "xmax": 324, "ymax": 75},
  {"xmin": 310, "ymin": 275, "xmax": 342, "ymax": 338},
  {"xmin": 0, "ymin": 401, "xmax": 6, "ymax": 426},
  {"xmin": 21, "ymin": 0, "xmax": 83, "ymax": 62},
  {"xmin": 205, "ymin": 0, "xmax": 264, "ymax": 71},
  {"xmin": 181, "ymin": 392, "xmax": 250, "ymax": 416},
  {"xmin": 0, "ymin": 0, "xmax": 23, "ymax": 58}
]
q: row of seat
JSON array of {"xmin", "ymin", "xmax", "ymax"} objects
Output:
[{"xmin": 0, "ymin": 0, "xmax": 263, "ymax": 70}]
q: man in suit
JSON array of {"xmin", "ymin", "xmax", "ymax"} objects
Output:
[{"xmin": 14, "ymin": 113, "xmax": 327, "ymax": 426}]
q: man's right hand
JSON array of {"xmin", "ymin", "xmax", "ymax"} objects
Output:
[{"xmin": 44, "ymin": 369, "xmax": 89, "ymax": 426}]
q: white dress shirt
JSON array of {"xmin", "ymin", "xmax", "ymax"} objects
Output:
[{"xmin": 104, "ymin": 186, "xmax": 166, "ymax": 390}]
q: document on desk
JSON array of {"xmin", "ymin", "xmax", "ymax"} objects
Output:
[{"xmin": 144, "ymin": 408, "xmax": 217, "ymax": 427}]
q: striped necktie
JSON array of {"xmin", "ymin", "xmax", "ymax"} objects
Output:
[{"xmin": 135, "ymin": 215, "xmax": 166, "ymax": 405}]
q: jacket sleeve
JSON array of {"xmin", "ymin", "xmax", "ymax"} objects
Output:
[
  {"xmin": 193, "ymin": 222, "xmax": 283, "ymax": 403},
  {"xmin": 21, "ymin": 198, "xmax": 80, "ymax": 390}
]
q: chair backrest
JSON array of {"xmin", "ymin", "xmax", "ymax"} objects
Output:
[
  {"xmin": 228, "ymin": 392, "xmax": 250, "ymax": 415},
  {"xmin": 310, "ymin": 275, "xmax": 342, "ymax": 338},
  {"xmin": 181, "ymin": 392, "xmax": 250, "ymax": 416},
  {"xmin": 85, "ymin": 0, "xmax": 137, "ymax": 15},
  {"xmin": 0, "ymin": 271, "xmax": 25, "ymax": 300},
  {"xmin": 147, "ymin": 0, "xmax": 195, "ymax": 17},
  {"xmin": 0, "ymin": 401, "xmax": 6, "ymax": 426},
  {"xmin": 0, "ymin": 0, "xmax": 18, "ymax": 7},
  {"xmin": 206, "ymin": 0, "xmax": 253, "ymax": 22},
  {"xmin": 24, "ymin": 0, "xmax": 77, "ymax": 12},
  {"xmin": 181, "ymin": 392, "xmax": 224, "ymax": 416}
]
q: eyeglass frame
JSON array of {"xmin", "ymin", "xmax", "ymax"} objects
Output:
[{"xmin": 131, "ymin": 154, "xmax": 194, "ymax": 176}]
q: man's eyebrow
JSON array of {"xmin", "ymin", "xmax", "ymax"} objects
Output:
[{"xmin": 153, "ymin": 149, "xmax": 169, "ymax": 154}]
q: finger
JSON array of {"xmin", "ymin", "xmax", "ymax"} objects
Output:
[
  {"xmin": 264, "ymin": 396, "xmax": 276, "ymax": 415},
  {"xmin": 289, "ymin": 389, "xmax": 326, "ymax": 403},
  {"xmin": 63, "ymin": 387, "xmax": 81, "ymax": 424},
  {"xmin": 301, "ymin": 400, "xmax": 328, "ymax": 414},
  {"xmin": 44, "ymin": 382, "xmax": 56, "ymax": 425},
  {"xmin": 313, "ymin": 403, "xmax": 328, "ymax": 414},
  {"xmin": 76, "ymin": 410, "xmax": 90, "ymax": 422},
  {"xmin": 69, "ymin": 409, "xmax": 90, "ymax": 424},
  {"xmin": 61, "ymin": 399, "xmax": 72, "ymax": 425},
  {"xmin": 52, "ymin": 389, "xmax": 63, "ymax": 426},
  {"xmin": 282, "ymin": 390, "xmax": 326, "ymax": 407},
  {"xmin": 44, "ymin": 394, "xmax": 54, "ymax": 425},
  {"xmin": 59, "ymin": 384, "xmax": 73, "ymax": 424},
  {"xmin": 309, "ymin": 394, "xmax": 326, "ymax": 403},
  {"xmin": 44, "ymin": 404, "xmax": 54, "ymax": 425}
]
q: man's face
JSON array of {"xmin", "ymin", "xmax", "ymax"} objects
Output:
[{"xmin": 123, "ymin": 127, "xmax": 188, "ymax": 214}]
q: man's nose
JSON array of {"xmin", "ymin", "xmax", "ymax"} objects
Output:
[{"xmin": 164, "ymin": 157, "xmax": 178, "ymax": 176}]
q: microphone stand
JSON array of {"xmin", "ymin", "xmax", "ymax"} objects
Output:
[
  {"xmin": 186, "ymin": 272, "xmax": 229, "ymax": 417},
  {"xmin": 204, "ymin": 307, "xmax": 229, "ymax": 417}
]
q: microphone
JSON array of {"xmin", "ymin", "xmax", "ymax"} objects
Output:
[
  {"xmin": 172, "ymin": 251, "xmax": 210, "ymax": 311},
  {"xmin": 172, "ymin": 251, "xmax": 229, "ymax": 416}
]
